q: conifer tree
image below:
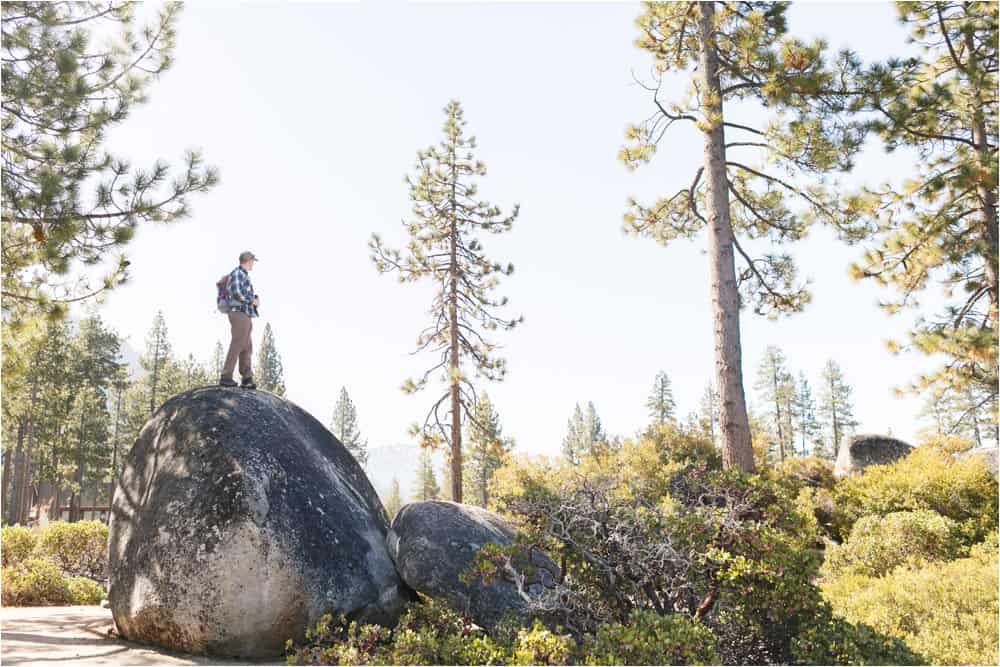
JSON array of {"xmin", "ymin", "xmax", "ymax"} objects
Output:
[
  {"xmin": 818, "ymin": 360, "xmax": 857, "ymax": 459},
  {"xmin": 370, "ymin": 101, "xmax": 521, "ymax": 503},
  {"xmin": 562, "ymin": 401, "xmax": 606, "ymax": 464},
  {"xmin": 142, "ymin": 311, "xmax": 171, "ymax": 414},
  {"xmin": 412, "ymin": 449, "xmax": 440, "ymax": 502},
  {"xmin": 331, "ymin": 387, "xmax": 367, "ymax": 467},
  {"xmin": 623, "ymin": 3, "xmax": 863, "ymax": 472},
  {"xmin": 646, "ymin": 370, "xmax": 676, "ymax": 425},
  {"xmin": 754, "ymin": 346, "xmax": 796, "ymax": 462},
  {"xmin": 463, "ymin": 393, "xmax": 513, "ymax": 507},
  {"xmin": 921, "ymin": 383, "xmax": 998, "ymax": 448},
  {"xmin": 0, "ymin": 2, "xmax": 217, "ymax": 331},
  {"xmin": 794, "ymin": 371, "xmax": 820, "ymax": 456},
  {"xmin": 562, "ymin": 404, "xmax": 586, "ymax": 465},
  {"xmin": 439, "ymin": 454, "xmax": 453, "ymax": 502},
  {"xmin": 849, "ymin": 2, "xmax": 998, "ymax": 418},
  {"xmin": 211, "ymin": 341, "xmax": 225, "ymax": 378},
  {"xmin": 179, "ymin": 354, "xmax": 210, "ymax": 392},
  {"xmin": 698, "ymin": 382, "xmax": 719, "ymax": 447},
  {"xmin": 256, "ymin": 323, "xmax": 285, "ymax": 396},
  {"xmin": 384, "ymin": 478, "xmax": 403, "ymax": 520}
]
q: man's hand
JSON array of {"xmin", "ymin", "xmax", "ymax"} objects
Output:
[{"xmin": 252, "ymin": 296, "xmax": 260, "ymax": 308}]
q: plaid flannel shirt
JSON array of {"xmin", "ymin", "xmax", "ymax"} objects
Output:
[{"xmin": 227, "ymin": 266, "xmax": 258, "ymax": 317}]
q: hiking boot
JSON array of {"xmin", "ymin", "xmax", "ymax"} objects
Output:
[
  {"xmin": 219, "ymin": 376, "xmax": 238, "ymax": 388},
  {"xmin": 240, "ymin": 376, "xmax": 257, "ymax": 389}
]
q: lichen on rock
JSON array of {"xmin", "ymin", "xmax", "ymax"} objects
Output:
[{"xmin": 108, "ymin": 387, "xmax": 414, "ymax": 659}]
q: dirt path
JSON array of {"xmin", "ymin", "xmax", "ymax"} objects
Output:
[{"xmin": 0, "ymin": 606, "xmax": 281, "ymax": 666}]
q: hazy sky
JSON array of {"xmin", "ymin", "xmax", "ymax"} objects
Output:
[{"xmin": 88, "ymin": 1, "xmax": 940, "ymax": 459}]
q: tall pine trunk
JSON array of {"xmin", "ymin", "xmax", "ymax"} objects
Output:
[
  {"xmin": 16, "ymin": 379, "xmax": 39, "ymax": 524},
  {"xmin": 1, "ymin": 436, "xmax": 11, "ymax": 521},
  {"xmin": 772, "ymin": 366, "xmax": 785, "ymax": 463},
  {"xmin": 448, "ymin": 150, "xmax": 463, "ymax": 503},
  {"xmin": 964, "ymin": 28, "xmax": 999, "ymax": 331},
  {"xmin": 71, "ymin": 410, "xmax": 85, "ymax": 522},
  {"xmin": 698, "ymin": 2, "xmax": 754, "ymax": 473},
  {"xmin": 4, "ymin": 419, "xmax": 25, "ymax": 524},
  {"xmin": 107, "ymin": 384, "xmax": 124, "ymax": 520}
]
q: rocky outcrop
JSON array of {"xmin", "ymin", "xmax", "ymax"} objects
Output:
[
  {"xmin": 108, "ymin": 387, "xmax": 414, "ymax": 659},
  {"xmin": 386, "ymin": 500, "xmax": 558, "ymax": 629},
  {"xmin": 834, "ymin": 434, "xmax": 913, "ymax": 478}
]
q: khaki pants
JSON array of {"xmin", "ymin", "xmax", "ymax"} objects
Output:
[{"xmin": 222, "ymin": 311, "xmax": 253, "ymax": 380}]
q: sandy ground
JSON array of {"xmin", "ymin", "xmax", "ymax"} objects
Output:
[{"xmin": 0, "ymin": 606, "xmax": 282, "ymax": 666}]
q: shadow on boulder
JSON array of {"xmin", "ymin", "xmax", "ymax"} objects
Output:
[
  {"xmin": 834, "ymin": 434, "xmax": 912, "ymax": 478},
  {"xmin": 108, "ymin": 387, "xmax": 415, "ymax": 659},
  {"xmin": 386, "ymin": 500, "xmax": 558, "ymax": 630}
]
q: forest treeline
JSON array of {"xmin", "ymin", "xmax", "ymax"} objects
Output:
[{"xmin": 1, "ymin": 2, "xmax": 996, "ymax": 511}]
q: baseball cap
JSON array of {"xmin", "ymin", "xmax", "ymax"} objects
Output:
[{"xmin": 239, "ymin": 251, "xmax": 259, "ymax": 262}]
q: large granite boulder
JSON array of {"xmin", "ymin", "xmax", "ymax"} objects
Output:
[
  {"xmin": 386, "ymin": 500, "xmax": 558, "ymax": 629},
  {"xmin": 834, "ymin": 434, "xmax": 913, "ymax": 478},
  {"xmin": 108, "ymin": 387, "xmax": 414, "ymax": 659}
]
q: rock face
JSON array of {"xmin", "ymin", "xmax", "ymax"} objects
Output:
[
  {"xmin": 834, "ymin": 434, "xmax": 913, "ymax": 478},
  {"xmin": 108, "ymin": 387, "xmax": 414, "ymax": 659},
  {"xmin": 386, "ymin": 500, "xmax": 558, "ymax": 629}
]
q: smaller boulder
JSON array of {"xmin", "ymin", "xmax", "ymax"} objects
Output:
[
  {"xmin": 835, "ymin": 434, "xmax": 912, "ymax": 478},
  {"xmin": 386, "ymin": 501, "xmax": 558, "ymax": 629}
]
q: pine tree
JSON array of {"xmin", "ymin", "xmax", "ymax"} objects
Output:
[
  {"xmin": 331, "ymin": 387, "xmax": 368, "ymax": 467},
  {"xmin": 698, "ymin": 383, "xmax": 719, "ymax": 447},
  {"xmin": 754, "ymin": 346, "xmax": 796, "ymax": 462},
  {"xmin": 920, "ymin": 383, "xmax": 998, "ymax": 448},
  {"xmin": 463, "ymin": 393, "xmax": 513, "ymax": 507},
  {"xmin": 412, "ymin": 449, "xmax": 440, "ymax": 502},
  {"xmin": 623, "ymin": 3, "xmax": 863, "ymax": 472},
  {"xmin": 256, "ymin": 323, "xmax": 285, "ymax": 396},
  {"xmin": 384, "ymin": 478, "xmax": 403, "ymax": 520},
  {"xmin": 818, "ymin": 360, "xmax": 857, "ymax": 459},
  {"xmin": 0, "ymin": 3, "xmax": 217, "ymax": 332},
  {"xmin": 371, "ymin": 101, "xmax": 521, "ymax": 503},
  {"xmin": 142, "ymin": 312, "xmax": 172, "ymax": 414},
  {"xmin": 179, "ymin": 354, "xmax": 210, "ymax": 392},
  {"xmin": 562, "ymin": 404, "xmax": 587, "ymax": 465},
  {"xmin": 849, "ymin": 2, "xmax": 998, "ymax": 421},
  {"xmin": 211, "ymin": 341, "xmax": 225, "ymax": 379},
  {"xmin": 439, "ymin": 453, "xmax": 453, "ymax": 502},
  {"xmin": 562, "ymin": 401, "xmax": 606, "ymax": 464},
  {"xmin": 794, "ymin": 372, "xmax": 821, "ymax": 457},
  {"xmin": 646, "ymin": 370, "xmax": 676, "ymax": 425}
]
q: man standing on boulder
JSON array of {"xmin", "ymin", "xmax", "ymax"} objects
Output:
[{"xmin": 220, "ymin": 251, "xmax": 260, "ymax": 389}]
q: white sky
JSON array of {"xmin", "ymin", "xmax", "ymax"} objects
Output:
[{"xmin": 88, "ymin": 1, "xmax": 942, "ymax": 458}]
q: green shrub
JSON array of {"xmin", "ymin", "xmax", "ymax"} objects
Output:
[
  {"xmin": 790, "ymin": 604, "xmax": 925, "ymax": 665},
  {"xmin": 831, "ymin": 446, "xmax": 998, "ymax": 543},
  {"xmin": 778, "ymin": 456, "xmax": 836, "ymax": 491},
  {"xmin": 821, "ymin": 510, "xmax": 965, "ymax": 579},
  {"xmin": 1, "ymin": 525, "xmax": 37, "ymax": 566},
  {"xmin": 381, "ymin": 599, "xmax": 507, "ymax": 666},
  {"xmin": 66, "ymin": 576, "xmax": 106, "ymax": 605},
  {"xmin": 37, "ymin": 520, "xmax": 108, "ymax": 579},
  {"xmin": 821, "ymin": 533, "xmax": 998, "ymax": 666},
  {"xmin": 285, "ymin": 614, "xmax": 390, "ymax": 666},
  {"xmin": 286, "ymin": 599, "xmax": 509, "ymax": 666},
  {"xmin": 579, "ymin": 610, "xmax": 718, "ymax": 665},
  {"xmin": 1, "ymin": 556, "xmax": 71, "ymax": 606},
  {"xmin": 510, "ymin": 621, "xmax": 575, "ymax": 666}
]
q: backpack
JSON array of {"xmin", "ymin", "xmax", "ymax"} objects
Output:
[{"xmin": 216, "ymin": 273, "xmax": 231, "ymax": 313}]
